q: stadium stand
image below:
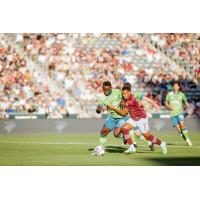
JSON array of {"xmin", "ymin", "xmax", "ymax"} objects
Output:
[{"xmin": 0, "ymin": 33, "xmax": 199, "ymax": 118}]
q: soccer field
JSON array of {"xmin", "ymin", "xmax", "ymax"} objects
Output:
[{"xmin": 0, "ymin": 132, "xmax": 200, "ymax": 166}]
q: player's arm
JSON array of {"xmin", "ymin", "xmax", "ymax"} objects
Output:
[
  {"xmin": 96, "ymin": 97, "xmax": 107, "ymax": 114},
  {"xmin": 107, "ymin": 105, "xmax": 128, "ymax": 116},
  {"xmin": 185, "ymin": 101, "xmax": 193, "ymax": 115},
  {"xmin": 143, "ymin": 96, "xmax": 160, "ymax": 109},
  {"xmin": 165, "ymin": 101, "xmax": 173, "ymax": 111},
  {"xmin": 183, "ymin": 94, "xmax": 193, "ymax": 115},
  {"xmin": 137, "ymin": 101, "xmax": 143, "ymax": 108},
  {"xmin": 120, "ymin": 99, "xmax": 126, "ymax": 108},
  {"xmin": 165, "ymin": 94, "xmax": 173, "ymax": 111}
]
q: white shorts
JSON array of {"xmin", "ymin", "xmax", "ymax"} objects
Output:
[{"xmin": 126, "ymin": 117, "xmax": 149, "ymax": 133}]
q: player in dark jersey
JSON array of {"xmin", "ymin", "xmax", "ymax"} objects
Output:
[
  {"xmin": 112, "ymin": 82, "xmax": 155, "ymax": 150},
  {"xmin": 108, "ymin": 86, "xmax": 167, "ymax": 154},
  {"xmin": 122, "ymin": 82, "xmax": 161, "ymax": 150}
]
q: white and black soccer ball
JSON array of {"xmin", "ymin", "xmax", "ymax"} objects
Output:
[{"xmin": 94, "ymin": 145, "xmax": 105, "ymax": 156}]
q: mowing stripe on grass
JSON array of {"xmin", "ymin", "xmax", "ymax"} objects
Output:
[
  {"xmin": 0, "ymin": 141, "xmax": 93, "ymax": 145},
  {"xmin": 0, "ymin": 141, "xmax": 200, "ymax": 149}
]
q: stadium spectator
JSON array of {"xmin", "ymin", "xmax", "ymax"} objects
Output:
[{"xmin": 0, "ymin": 33, "xmax": 199, "ymax": 118}]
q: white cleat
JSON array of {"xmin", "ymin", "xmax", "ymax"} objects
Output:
[
  {"xmin": 160, "ymin": 142, "xmax": 167, "ymax": 154},
  {"xmin": 124, "ymin": 145, "xmax": 136, "ymax": 154},
  {"xmin": 186, "ymin": 138, "xmax": 192, "ymax": 146}
]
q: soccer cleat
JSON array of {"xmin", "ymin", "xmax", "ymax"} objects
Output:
[
  {"xmin": 186, "ymin": 138, "xmax": 192, "ymax": 146},
  {"xmin": 160, "ymin": 142, "xmax": 167, "ymax": 154},
  {"xmin": 123, "ymin": 139, "xmax": 138, "ymax": 148},
  {"xmin": 124, "ymin": 145, "xmax": 136, "ymax": 154},
  {"xmin": 148, "ymin": 141, "xmax": 154, "ymax": 151},
  {"xmin": 133, "ymin": 142, "xmax": 138, "ymax": 148}
]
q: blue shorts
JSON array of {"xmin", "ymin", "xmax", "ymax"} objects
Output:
[
  {"xmin": 104, "ymin": 115, "xmax": 129, "ymax": 131},
  {"xmin": 133, "ymin": 126, "xmax": 139, "ymax": 131},
  {"xmin": 171, "ymin": 113, "xmax": 184, "ymax": 127}
]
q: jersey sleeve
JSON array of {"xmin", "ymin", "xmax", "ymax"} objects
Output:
[
  {"xmin": 134, "ymin": 92, "xmax": 143, "ymax": 100},
  {"xmin": 97, "ymin": 95, "xmax": 106, "ymax": 106},
  {"xmin": 166, "ymin": 93, "xmax": 170, "ymax": 102},
  {"xmin": 116, "ymin": 89, "xmax": 122, "ymax": 98}
]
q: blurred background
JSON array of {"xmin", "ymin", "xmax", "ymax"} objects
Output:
[{"xmin": 0, "ymin": 33, "xmax": 199, "ymax": 119}]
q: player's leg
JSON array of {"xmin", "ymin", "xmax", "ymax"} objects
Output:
[
  {"xmin": 136, "ymin": 118, "xmax": 167, "ymax": 154},
  {"xmin": 129, "ymin": 128, "xmax": 137, "ymax": 147},
  {"xmin": 172, "ymin": 114, "xmax": 191, "ymax": 145},
  {"xmin": 121, "ymin": 119, "xmax": 137, "ymax": 153},
  {"xmin": 99, "ymin": 116, "xmax": 115, "ymax": 146},
  {"xmin": 114, "ymin": 126, "xmax": 137, "ymax": 147},
  {"xmin": 100, "ymin": 126, "xmax": 111, "ymax": 145},
  {"xmin": 113, "ymin": 127, "xmax": 122, "ymax": 138},
  {"xmin": 171, "ymin": 115, "xmax": 186, "ymax": 140},
  {"xmin": 134, "ymin": 127, "xmax": 154, "ymax": 151},
  {"xmin": 175, "ymin": 124, "xmax": 187, "ymax": 141},
  {"xmin": 143, "ymin": 131, "xmax": 167, "ymax": 154},
  {"xmin": 114, "ymin": 116, "xmax": 137, "ymax": 147},
  {"xmin": 91, "ymin": 126, "xmax": 111, "ymax": 156},
  {"xmin": 179, "ymin": 120, "xmax": 192, "ymax": 146},
  {"xmin": 113, "ymin": 115, "xmax": 129, "ymax": 138}
]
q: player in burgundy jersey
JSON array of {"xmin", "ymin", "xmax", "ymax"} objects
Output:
[{"xmin": 108, "ymin": 86, "xmax": 167, "ymax": 154}]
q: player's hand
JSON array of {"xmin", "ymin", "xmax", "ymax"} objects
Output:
[
  {"xmin": 120, "ymin": 99, "xmax": 126, "ymax": 108},
  {"xmin": 156, "ymin": 106, "xmax": 161, "ymax": 111},
  {"xmin": 102, "ymin": 105, "xmax": 108, "ymax": 112},
  {"xmin": 188, "ymin": 108, "xmax": 193, "ymax": 116},
  {"xmin": 96, "ymin": 105, "xmax": 103, "ymax": 114},
  {"xmin": 154, "ymin": 104, "xmax": 160, "ymax": 110},
  {"xmin": 169, "ymin": 106, "xmax": 173, "ymax": 111}
]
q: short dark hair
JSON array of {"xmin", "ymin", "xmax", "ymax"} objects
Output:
[
  {"xmin": 123, "ymin": 82, "xmax": 131, "ymax": 89},
  {"xmin": 103, "ymin": 81, "xmax": 112, "ymax": 87},
  {"xmin": 173, "ymin": 81, "xmax": 182, "ymax": 90},
  {"xmin": 122, "ymin": 86, "xmax": 131, "ymax": 91},
  {"xmin": 173, "ymin": 81, "xmax": 181, "ymax": 87}
]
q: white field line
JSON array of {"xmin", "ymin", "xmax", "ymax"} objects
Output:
[
  {"xmin": 0, "ymin": 141, "xmax": 93, "ymax": 145},
  {"xmin": 0, "ymin": 140, "xmax": 200, "ymax": 149}
]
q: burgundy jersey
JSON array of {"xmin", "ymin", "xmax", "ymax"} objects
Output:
[{"xmin": 124, "ymin": 94, "xmax": 147, "ymax": 121}]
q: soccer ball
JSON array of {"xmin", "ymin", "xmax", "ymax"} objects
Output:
[{"xmin": 94, "ymin": 145, "xmax": 105, "ymax": 156}]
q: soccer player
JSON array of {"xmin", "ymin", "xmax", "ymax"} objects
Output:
[
  {"xmin": 95, "ymin": 81, "xmax": 136, "ymax": 154},
  {"xmin": 124, "ymin": 82, "xmax": 160, "ymax": 141},
  {"xmin": 165, "ymin": 82, "xmax": 192, "ymax": 146},
  {"xmin": 123, "ymin": 82, "xmax": 160, "ymax": 110},
  {"xmin": 107, "ymin": 86, "xmax": 167, "ymax": 154},
  {"xmin": 117, "ymin": 82, "xmax": 159, "ymax": 150}
]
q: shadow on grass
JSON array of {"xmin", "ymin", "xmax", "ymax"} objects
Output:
[
  {"xmin": 88, "ymin": 146, "xmax": 153, "ymax": 153},
  {"xmin": 166, "ymin": 142, "xmax": 176, "ymax": 146},
  {"xmin": 166, "ymin": 142, "xmax": 187, "ymax": 146},
  {"xmin": 87, "ymin": 146, "xmax": 126, "ymax": 153},
  {"xmin": 147, "ymin": 157, "xmax": 200, "ymax": 166},
  {"xmin": 105, "ymin": 146, "xmax": 127, "ymax": 153}
]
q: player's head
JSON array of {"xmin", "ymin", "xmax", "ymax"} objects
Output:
[
  {"xmin": 122, "ymin": 82, "xmax": 131, "ymax": 90},
  {"xmin": 173, "ymin": 82, "xmax": 181, "ymax": 92},
  {"xmin": 122, "ymin": 86, "xmax": 131, "ymax": 99},
  {"xmin": 102, "ymin": 81, "xmax": 112, "ymax": 96}
]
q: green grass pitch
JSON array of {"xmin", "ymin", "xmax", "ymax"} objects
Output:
[{"xmin": 0, "ymin": 132, "xmax": 200, "ymax": 166}]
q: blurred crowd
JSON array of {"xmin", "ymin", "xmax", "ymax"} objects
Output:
[
  {"xmin": 150, "ymin": 33, "xmax": 200, "ymax": 74},
  {"xmin": 0, "ymin": 37, "xmax": 70, "ymax": 119},
  {"xmin": 0, "ymin": 33, "xmax": 200, "ymax": 118},
  {"xmin": 17, "ymin": 33, "xmax": 172, "ymax": 103}
]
